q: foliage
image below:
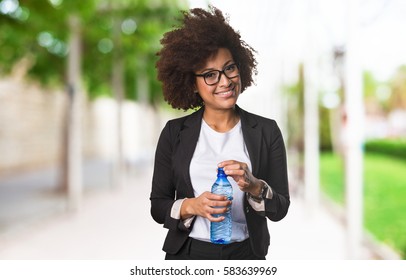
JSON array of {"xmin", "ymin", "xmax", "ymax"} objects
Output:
[
  {"xmin": 364, "ymin": 138, "xmax": 406, "ymax": 160},
  {"xmin": 282, "ymin": 63, "xmax": 305, "ymax": 152},
  {"xmin": 0, "ymin": 0, "xmax": 97, "ymax": 83},
  {"xmin": 389, "ymin": 65, "xmax": 406, "ymax": 110},
  {"xmin": 363, "ymin": 70, "xmax": 380, "ymax": 98},
  {"xmin": 362, "ymin": 70, "xmax": 393, "ymax": 113},
  {"xmin": 363, "ymin": 67, "xmax": 406, "ymax": 114},
  {"xmin": 319, "ymin": 105, "xmax": 332, "ymax": 151},
  {"xmin": 320, "ymin": 152, "xmax": 406, "ymax": 258},
  {"xmin": 0, "ymin": 0, "xmax": 187, "ymax": 103}
]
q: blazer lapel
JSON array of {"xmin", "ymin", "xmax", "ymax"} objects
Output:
[
  {"xmin": 178, "ymin": 107, "xmax": 204, "ymax": 197},
  {"xmin": 237, "ymin": 106, "xmax": 262, "ymax": 176}
]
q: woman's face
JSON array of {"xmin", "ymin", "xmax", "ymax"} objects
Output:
[{"xmin": 195, "ymin": 48, "xmax": 241, "ymax": 111}]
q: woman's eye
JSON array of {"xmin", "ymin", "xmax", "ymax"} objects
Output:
[
  {"xmin": 225, "ymin": 64, "xmax": 236, "ymax": 72},
  {"xmin": 204, "ymin": 72, "xmax": 216, "ymax": 79}
]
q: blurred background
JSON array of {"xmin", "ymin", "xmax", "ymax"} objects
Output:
[{"xmin": 0, "ymin": 0, "xmax": 405, "ymax": 260}]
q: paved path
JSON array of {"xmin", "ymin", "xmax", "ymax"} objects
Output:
[
  {"xmin": 0, "ymin": 161, "xmax": 376, "ymax": 260},
  {"xmin": 0, "ymin": 162, "xmax": 165, "ymax": 259}
]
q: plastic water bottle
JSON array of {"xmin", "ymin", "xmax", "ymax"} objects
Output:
[{"xmin": 210, "ymin": 167, "xmax": 233, "ymax": 244}]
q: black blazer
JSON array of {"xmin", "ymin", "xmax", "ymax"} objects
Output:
[{"xmin": 150, "ymin": 105, "xmax": 290, "ymax": 258}]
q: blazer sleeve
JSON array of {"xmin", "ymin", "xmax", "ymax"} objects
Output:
[
  {"xmin": 238, "ymin": 107, "xmax": 290, "ymax": 223},
  {"xmin": 263, "ymin": 121, "xmax": 290, "ymax": 221},
  {"xmin": 149, "ymin": 121, "xmax": 191, "ymax": 233}
]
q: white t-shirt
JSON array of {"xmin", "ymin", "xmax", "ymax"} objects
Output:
[{"xmin": 188, "ymin": 119, "xmax": 251, "ymax": 242}]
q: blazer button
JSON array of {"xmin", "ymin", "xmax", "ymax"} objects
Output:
[{"xmin": 246, "ymin": 207, "xmax": 249, "ymax": 213}]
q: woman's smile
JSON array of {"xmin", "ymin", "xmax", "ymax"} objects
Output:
[{"xmin": 214, "ymin": 87, "xmax": 235, "ymax": 98}]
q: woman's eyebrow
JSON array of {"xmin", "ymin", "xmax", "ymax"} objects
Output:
[{"xmin": 199, "ymin": 60, "xmax": 234, "ymax": 73}]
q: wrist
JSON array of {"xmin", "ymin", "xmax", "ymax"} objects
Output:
[
  {"xmin": 180, "ymin": 198, "xmax": 194, "ymax": 219},
  {"xmin": 250, "ymin": 179, "xmax": 265, "ymax": 197}
]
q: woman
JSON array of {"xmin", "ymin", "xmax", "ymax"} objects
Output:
[{"xmin": 150, "ymin": 6, "xmax": 290, "ymax": 260}]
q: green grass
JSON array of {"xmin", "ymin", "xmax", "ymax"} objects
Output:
[{"xmin": 320, "ymin": 152, "xmax": 406, "ymax": 258}]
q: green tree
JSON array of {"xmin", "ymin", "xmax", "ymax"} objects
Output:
[
  {"xmin": 0, "ymin": 0, "xmax": 97, "ymax": 83},
  {"xmin": 0, "ymin": 0, "xmax": 186, "ymax": 103}
]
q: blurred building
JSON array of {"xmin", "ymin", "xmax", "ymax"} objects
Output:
[{"xmin": 0, "ymin": 76, "xmax": 161, "ymax": 177}]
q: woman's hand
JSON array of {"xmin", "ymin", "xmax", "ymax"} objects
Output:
[
  {"xmin": 180, "ymin": 191, "xmax": 232, "ymax": 222},
  {"xmin": 218, "ymin": 160, "xmax": 263, "ymax": 197}
]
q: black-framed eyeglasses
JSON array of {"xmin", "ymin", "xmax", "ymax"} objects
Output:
[{"xmin": 195, "ymin": 63, "xmax": 240, "ymax": 86}]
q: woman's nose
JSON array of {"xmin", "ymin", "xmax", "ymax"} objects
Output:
[{"xmin": 218, "ymin": 72, "xmax": 232, "ymax": 87}]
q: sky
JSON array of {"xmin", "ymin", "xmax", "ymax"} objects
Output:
[
  {"xmin": 358, "ymin": 0, "xmax": 406, "ymax": 80},
  {"xmin": 188, "ymin": 0, "xmax": 406, "ymax": 82}
]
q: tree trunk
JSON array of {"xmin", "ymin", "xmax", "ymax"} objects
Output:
[
  {"xmin": 111, "ymin": 15, "xmax": 125, "ymax": 189},
  {"xmin": 60, "ymin": 15, "xmax": 83, "ymax": 211}
]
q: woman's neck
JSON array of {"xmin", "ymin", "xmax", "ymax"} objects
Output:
[{"xmin": 203, "ymin": 107, "xmax": 240, "ymax": 133}]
